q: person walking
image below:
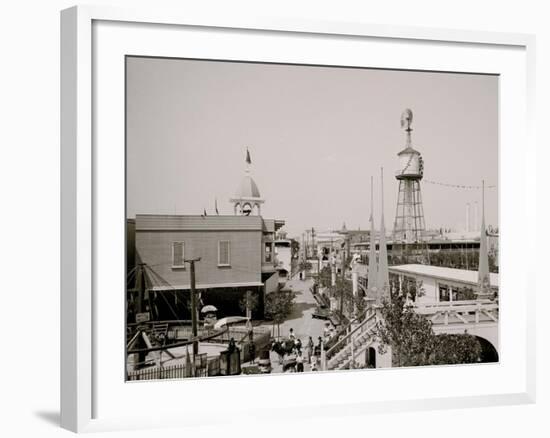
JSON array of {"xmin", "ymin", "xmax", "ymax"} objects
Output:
[
  {"xmin": 306, "ymin": 336, "xmax": 314, "ymax": 362},
  {"xmin": 296, "ymin": 351, "xmax": 304, "ymax": 372},
  {"xmin": 295, "ymin": 337, "xmax": 302, "ymax": 354}
]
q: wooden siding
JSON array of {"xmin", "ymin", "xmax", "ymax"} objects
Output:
[{"xmin": 136, "ymin": 229, "xmax": 262, "ymax": 287}]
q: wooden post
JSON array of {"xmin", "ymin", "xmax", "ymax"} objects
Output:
[
  {"xmin": 185, "ymin": 257, "xmax": 201, "ymax": 357},
  {"xmin": 135, "ymin": 264, "xmax": 147, "ymax": 369},
  {"xmin": 350, "ymin": 334, "xmax": 355, "ymax": 369},
  {"xmin": 339, "ymin": 247, "xmax": 346, "ymax": 318},
  {"xmin": 246, "ymin": 290, "xmax": 252, "ymax": 320}
]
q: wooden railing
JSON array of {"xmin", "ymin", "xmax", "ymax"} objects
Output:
[
  {"xmin": 414, "ymin": 300, "xmax": 499, "ymax": 325},
  {"xmin": 325, "ymin": 307, "xmax": 377, "ymax": 360}
]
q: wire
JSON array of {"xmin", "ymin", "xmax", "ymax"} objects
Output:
[{"xmin": 423, "ymin": 180, "xmax": 497, "ymax": 190}]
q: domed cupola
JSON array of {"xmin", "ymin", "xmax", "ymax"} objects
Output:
[{"xmin": 230, "ymin": 148, "xmax": 265, "ymax": 216}]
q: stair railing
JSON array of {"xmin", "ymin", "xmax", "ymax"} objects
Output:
[{"xmin": 325, "ymin": 307, "xmax": 377, "ymax": 361}]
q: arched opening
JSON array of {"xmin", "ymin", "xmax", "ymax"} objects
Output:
[
  {"xmin": 242, "ymin": 202, "xmax": 252, "ymax": 216},
  {"xmin": 365, "ymin": 346, "xmax": 376, "ymax": 368},
  {"xmin": 476, "ymin": 336, "xmax": 499, "ymax": 363}
]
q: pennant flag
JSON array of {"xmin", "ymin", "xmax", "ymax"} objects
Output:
[{"xmin": 245, "ymin": 148, "xmax": 251, "ymax": 165}]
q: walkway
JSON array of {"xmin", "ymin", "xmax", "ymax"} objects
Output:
[{"xmin": 262, "ymin": 277, "xmax": 328, "ymax": 373}]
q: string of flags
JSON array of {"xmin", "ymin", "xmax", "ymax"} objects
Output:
[{"xmin": 423, "ymin": 180, "xmax": 497, "ymax": 190}]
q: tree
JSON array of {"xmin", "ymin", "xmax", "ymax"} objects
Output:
[
  {"xmin": 430, "ymin": 333, "xmax": 482, "ymax": 365},
  {"xmin": 314, "ymin": 265, "xmax": 332, "ymax": 289},
  {"xmin": 327, "ymin": 276, "xmax": 365, "ymax": 322},
  {"xmin": 298, "ymin": 260, "xmax": 312, "ymax": 272},
  {"xmin": 264, "ymin": 289, "xmax": 297, "ymax": 338},
  {"xmin": 374, "ymin": 295, "xmax": 435, "ymax": 367},
  {"xmin": 374, "ymin": 293, "xmax": 483, "ymax": 367},
  {"xmin": 238, "ymin": 291, "xmax": 259, "ymax": 316}
]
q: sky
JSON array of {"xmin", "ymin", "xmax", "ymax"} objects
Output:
[{"xmin": 126, "ymin": 57, "xmax": 498, "ymax": 238}]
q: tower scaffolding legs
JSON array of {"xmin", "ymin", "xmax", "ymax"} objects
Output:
[{"xmin": 392, "ymin": 179, "xmax": 429, "ymax": 264}]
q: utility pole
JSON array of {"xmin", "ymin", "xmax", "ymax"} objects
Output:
[
  {"xmin": 135, "ymin": 263, "xmax": 147, "ymax": 369},
  {"xmin": 339, "ymin": 242, "xmax": 346, "ymax": 318},
  {"xmin": 312, "ymin": 227, "xmax": 321, "ymax": 278},
  {"xmin": 311, "ymin": 227, "xmax": 315, "ymax": 260},
  {"xmin": 246, "ymin": 290, "xmax": 252, "ymax": 319},
  {"xmin": 136, "ymin": 263, "xmax": 146, "ymax": 315},
  {"xmin": 185, "ymin": 257, "xmax": 201, "ymax": 357}
]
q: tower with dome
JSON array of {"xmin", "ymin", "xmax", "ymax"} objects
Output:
[{"xmin": 230, "ymin": 148, "xmax": 265, "ymax": 216}]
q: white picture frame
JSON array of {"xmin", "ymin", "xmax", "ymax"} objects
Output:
[{"xmin": 60, "ymin": 5, "xmax": 536, "ymax": 433}]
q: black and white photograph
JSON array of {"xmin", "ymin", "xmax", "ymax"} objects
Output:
[{"xmin": 125, "ymin": 56, "xmax": 499, "ymax": 380}]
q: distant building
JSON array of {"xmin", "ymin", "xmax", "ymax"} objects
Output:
[
  {"xmin": 274, "ymin": 239, "xmax": 292, "ymax": 279},
  {"xmin": 388, "ymin": 264, "xmax": 499, "ymax": 305},
  {"xmin": 351, "ymin": 231, "xmax": 499, "ymax": 271}
]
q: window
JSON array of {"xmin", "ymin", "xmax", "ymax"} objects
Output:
[
  {"xmin": 172, "ymin": 242, "xmax": 185, "ymax": 268},
  {"xmin": 265, "ymin": 242, "xmax": 272, "ymax": 263},
  {"xmin": 439, "ymin": 284, "xmax": 450, "ymax": 302},
  {"xmin": 218, "ymin": 241, "xmax": 231, "ymax": 266}
]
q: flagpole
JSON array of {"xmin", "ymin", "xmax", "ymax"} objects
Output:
[
  {"xmin": 367, "ymin": 176, "xmax": 377, "ymax": 303},
  {"xmin": 377, "ymin": 167, "xmax": 390, "ymax": 302}
]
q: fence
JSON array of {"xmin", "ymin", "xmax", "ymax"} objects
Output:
[
  {"xmin": 127, "ymin": 364, "xmax": 191, "ymax": 381},
  {"xmin": 127, "ymin": 354, "xmax": 220, "ymax": 381}
]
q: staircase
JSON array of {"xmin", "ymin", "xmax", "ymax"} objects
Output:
[{"xmin": 326, "ymin": 308, "xmax": 378, "ymax": 370}]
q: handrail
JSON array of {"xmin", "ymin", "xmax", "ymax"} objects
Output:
[
  {"xmin": 128, "ymin": 319, "xmax": 198, "ymax": 328},
  {"xmin": 127, "ymin": 327, "xmax": 229, "ymax": 354},
  {"xmin": 326, "ymin": 310, "xmax": 376, "ymax": 358},
  {"xmin": 324, "ymin": 305, "xmax": 371, "ymax": 350},
  {"xmin": 415, "ymin": 303, "xmax": 498, "ymax": 314},
  {"xmin": 415, "ymin": 299, "xmax": 495, "ymax": 309}
]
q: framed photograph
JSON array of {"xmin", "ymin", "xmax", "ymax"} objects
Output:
[{"xmin": 61, "ymin": 5, "xmax": 536, "ymax": 433}]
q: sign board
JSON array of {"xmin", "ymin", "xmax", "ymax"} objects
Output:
[{"xmin": 135, "ymin": 312, "xmax": 150, "ymax": 323}]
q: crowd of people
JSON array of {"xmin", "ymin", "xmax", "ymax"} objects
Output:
[{"xmin": 270, "ymin": 322, "xmax": 337, "ymax": 373}]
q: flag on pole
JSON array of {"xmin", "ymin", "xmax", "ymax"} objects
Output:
[
  {"xmin": 215, "ymin": 198, "xmax": 219, "ymax": 215},
  {"xmin": 203, "ymin": 208, "xmax": 207, "ymax": 216},
  {"xmin": 245, "ymin": 148, "xmax": 251, "ymax": 165}
]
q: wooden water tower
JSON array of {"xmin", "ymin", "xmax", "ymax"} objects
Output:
[{"xmin": 392, "ymin": 109, "xmax": 429, "ymax": 263}]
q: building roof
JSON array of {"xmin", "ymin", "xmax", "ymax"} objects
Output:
[
  {"xmin": 388, "ymin": 264, "xmax": 499, "ymax": 288},
  {"xmin": 235, "ymin": 174, "xmax": 261, "ymax": 199},
  {"xmin": 262, "ymin": 218, "xmax": 286, "ymax": 233},
  {"xmin": 135, "ymin": 214, "xmax": 285, "ymax": 233},
  {"xmin": 439, "ymin": 231, "xmax": 480, "ymax": 241},
  {"xmin": 136, "ymin": 214, "xmax": 264, "ymax": 231},
  {"xmin": 397, "ymin": 145, "xmax": 421, "ymax": 156}
]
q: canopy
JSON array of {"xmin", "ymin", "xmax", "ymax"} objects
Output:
[
  {"xmin": 213, "ymin": 316, "xmax": 249, "ymax": 330},
  {"xmin": 201, "ymin": 305, "xmax": 218, "ymax": 313}
]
